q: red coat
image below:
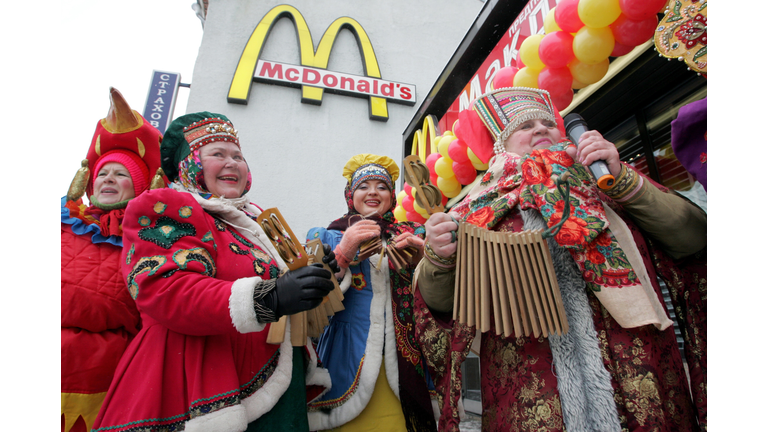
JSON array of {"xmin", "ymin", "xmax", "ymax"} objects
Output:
[
  {"xmin": 92, "ymin": 188, "xmax": 329, "ymax": 432},
  {"xmin": 61, "ymin": 198, "xmax": 142, "ymax": 432}
]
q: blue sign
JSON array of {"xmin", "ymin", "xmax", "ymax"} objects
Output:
[{"xmin": 143, "ymin": 70, "xmax": 180, "ymax": 134}]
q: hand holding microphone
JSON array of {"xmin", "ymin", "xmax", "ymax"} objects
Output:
[{"xmin": 563, "ymin": 113, "xmax": 620, "ymax": 190}]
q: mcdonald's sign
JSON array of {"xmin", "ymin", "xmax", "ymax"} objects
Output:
[{"xmin": 228, "ymin": 4, "xmax": 416, "ymax": 121}]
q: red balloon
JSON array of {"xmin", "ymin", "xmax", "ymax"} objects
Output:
[
  {"xmin": 619, "ymin": 0, "xmax": 666, "ymax": 21},
  {"xmin": 403, "ymin": 182, "xmax": 412, "ymax": 196},
  {"xmin": 401, "ymin": 194, "xmax": 415, "ymax": 212},
  {"xmin": 452, "ymin": 160, "xmax": 477, "ymax": 185},
  {"xmin": 554, "ymin": 0, "xmax": 584, "ymax": 33},
  {"xmin": 551, "ymin": 89, "xmax": 574, "ymax": 111},
  {"xmin": 610, "ymin": 14, "xmax": 658, "ymax": 47},
  {"xmin": 426, "ymin": 152, "xmax": 441, "ymax": 173},
  {"xmin": 448, "ymin": 139, "xmax": 470, "ymax": 164},
  {"xmin": 493, "ymin": 66, "xmax": 519, "ymax": 89},
  {"xmin": 539, "ymin": 31, "xmax": 575, "ymax": 68},
  {"xmin": 406, "ymin": 211, "xmax": 427, "ymax": 224},
  {"xmin": 610, "ymin": 41, "xmax": 634, "ymax": 57},
  {"xmin": 430, "ymin": 172, "xmax": 439, "ymax": 186},
  {"xmin": 441, "ymin": 194, "xmax": 449, "ymax": 206},
  {"xmin": 516, "ymin": 54, "xmax": 526, "ymax": 69},
  {"xmin": 538, "ymin": 67, "xmax": 573, "ymax": 98}
]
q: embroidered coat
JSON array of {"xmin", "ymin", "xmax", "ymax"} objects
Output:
[
  {"xmin": 61, "ymin": 197, "xmax": 142, "ymax": 432},
  {"xmin": 306, "ymin": 225, "xmax": 436, "ymax": 431},
  {"xmin": 91, "ymin": 188, "xmax": 330, "ymax": 432},
  {"xmin": 414, "ymin": 149, "xmax": 706, "ymax": 432}
]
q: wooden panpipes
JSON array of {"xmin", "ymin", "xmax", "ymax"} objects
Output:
[
  {"xmin": 256, "ymin": 209, "xmax": 345, "ymax": 346},
  {"xmin": 454, "ymin": 223, "xmax": 569, "ymax": 338}
]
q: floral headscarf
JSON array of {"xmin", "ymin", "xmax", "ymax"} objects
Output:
[{"xmin": 176, "ymin": 147, "xmax": 253, "ymax": 200}]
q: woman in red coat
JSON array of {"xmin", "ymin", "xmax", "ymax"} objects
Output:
[
  {"xmin": 92, "ymin": 112, "xmax": 336, "ymax": 432},
  {"xmin": 61, "ymin": 87, "xmax": 164, "ymax": 432}
]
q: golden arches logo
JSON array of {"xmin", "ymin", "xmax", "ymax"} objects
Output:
[{"xmin": 228, "ymin": 5, "xmax": 415, "ymax": 121}]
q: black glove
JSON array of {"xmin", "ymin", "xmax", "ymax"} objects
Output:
[
  {"xmin": 322, "ymin": 243, "xmax": 341, "ymax": 274},
  {"xmin": 262, "ymin": 264, "xmax": 334, "ymax": 318}
]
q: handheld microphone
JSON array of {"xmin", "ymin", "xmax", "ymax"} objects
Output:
[{"xmin": 563, "ymin": 113, "xmax": 615, "ymax": 189}]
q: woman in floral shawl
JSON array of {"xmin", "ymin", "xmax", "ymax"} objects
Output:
[
  {"xmin": 306, "ymin": 154, "xmax": 437, "ymax": 432},
  {"xmin": 415, "ymin": 87, "xmax": 707, "ymax": 432}
]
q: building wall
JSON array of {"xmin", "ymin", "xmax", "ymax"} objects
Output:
[{"xmin": 186, "ymin": 0, "xmax": 483, "ymax": 237}]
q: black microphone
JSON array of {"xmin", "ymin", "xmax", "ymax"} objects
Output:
[{"xmin": 563, "ymin": 113, "xmax": 614, "ymax": 189}]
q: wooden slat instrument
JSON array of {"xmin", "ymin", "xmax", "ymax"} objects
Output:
[{"xmin": 256, "ymin": 209, "xmax": 345, "ymax": 346}]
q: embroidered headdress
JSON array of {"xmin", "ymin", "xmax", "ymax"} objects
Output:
[
  {"xmin": 456, "ymin": 87, "xmax": 563, "ymax": 163},
  {"xmin": 343, "ymin": 153, "xmax": 400, "ymax": 193}
]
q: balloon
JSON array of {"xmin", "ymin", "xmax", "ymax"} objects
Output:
[
  {"xmin": 538, "ymin": 67, "xmax": 573, "ymax": 98},
  {"xmin": 516, "ymin": 54, "xmax": 526, "ymax": 69},
  {"xmin": 467, "ymin": 147, "xmax": 489, "ymax": 171},
  {"xmin": 406, "ymin": 210, "xmax": 426, "ymax": 224},
  {"xmin": 572, "ymin": 78, "xmax": 589, "ymax": 89},
  {"xmin": 554, "ymin": 0, "xmax": 585, "ymax": 33},
  {"xmin": 493, "ymin": 66, "xmax": 519, "ymax": 90},
  {"xmin": 426, "ymin": 152, "xmax": 441, "ymax": 173},
  {"xmin": 539, "ymin": 32, "xmax": 575, "ymax": 68},
  {"xmin": 441, "ymin": 194, "xmax": 449, "ymax": 206},
  {"xmin": 403, "ymin": 182, "xmax": 412, "ymax": 197},
  {"xmin": 437, "ymin": 135, "xmax": 455, "ymax": 158},
  {"xmin": 396, "ymin": 189, "xmax": 407, "ymax": 206},
  {"xmin": 573, "ymin": 26, "xmax": 614, "ymax": 64},
  {"xmin": 568, "ymin": 58, "xmax": 610, "ymax": 84},
  {"xmin": 610, "ymin": 41, "xmax": 634, "ymax": 57},
  {"xmin": 393, "ymin": 205, "xmax": 408, "ymax": 222},
  {"xmin": 430, "ymin": 172, "xmax": 439, "ymax": 186},
  {"xmin": 519, "ymin": 34, "xmax": 546, "ymax": 71},
  {"xmin": 513, "ymin": 66, "xmax": 540, "ymax": 88},
  {"xmin": 610, "ymin": 14, "xmax": 658, "ymax": 47},
  {"xmin": 401, "ymin": 193, "xmax": 415, "ymax": 212},
  {"xmin": 452, "ymin": 160, "xmax": 477, "ymax": 185},
  {"xmin": 412, "ymin": 198, "xmax": 428, "ymax": 216},
  {"xmin": 619, "ymin": 0, "xmax": 666, "ymax": 21},
  {"xmin": 578, "ymin": 0, "xmax": 621, "ymax": 29},
  {"xmin": 437, "ymin": 176, "xmax": 462, "ymax": 198},
  {"xmin": 550, "ymin": 89, "xmax": 574, "ymax": 111},
  {"xmin": 448, "ymin": 139, "xmax": 470, "ymax": 164},
  {"xmin": 544, "ymin": 8, "xmax": 562, "ymax": 34},
  {"xmin": 434, "ymin": 156, "xmax": 456, "ymax": 179}
]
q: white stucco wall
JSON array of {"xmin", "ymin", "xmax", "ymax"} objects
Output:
[{"xmin": 186, "ymin": 0, "xmax": 483, "ymax": 238}]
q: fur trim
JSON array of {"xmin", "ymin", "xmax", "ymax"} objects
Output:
[
  {"xmin": 307, "ymin": 254, "xmax": 390, "ymax": 430},
  {"xmin": 382, "ymin": 259, "xmax": 400, "ymax": 398},
  {"xmin": 305, "ymin": 341, "xmax": 332, "ymax": 401},
  {"xmin": 522, "ymin": 210, "xmax": 621, "ymax": 432},
  {"xmin": 185, "ymin": 404, "xmax": 248, "ymax": 432},
  {"xmin": 339, "ymin": 269, "xmax": 352, "ymax": 294},
  {"xmin": 241, "ymin": 317, "xmax": 295, "ymax": 422},
  {"xmin": 229, "ymin": 277, "xmax": 267, "ymax": 333}
]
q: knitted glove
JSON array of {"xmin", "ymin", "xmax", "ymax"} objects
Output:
[
  {"xmin": 392, "ymin": 231, "xmax": 425, "ymax": 264},
  {"xmin": 334, "ymin": 220, "xmax": 381, "ymax": 268}
]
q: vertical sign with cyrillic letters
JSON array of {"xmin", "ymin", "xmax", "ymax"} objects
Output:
[{"xmin": 143, "ymin": 70, "xmax": 180, "ymax": 134}]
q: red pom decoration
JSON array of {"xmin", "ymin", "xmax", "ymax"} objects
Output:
[{"xmin": 456, "ymin": 109, "xmax": 495, "ymax": 164}]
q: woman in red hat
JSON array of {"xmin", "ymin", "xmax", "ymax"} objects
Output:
[{"xmin": 61, "ymin": 88, "xmax": 165, "ymax": 432}]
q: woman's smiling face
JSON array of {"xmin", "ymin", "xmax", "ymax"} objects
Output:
[
  {"xmin": 93, "ymin": 162, "xmax": 135, "ymax": 204},
  {"xmin": 199, "ymin": 142, "xmax": 249, "ymax": 198},
  {"xmin": 352, "ymin": 180, "xmax": 392, "ymax": 217},
  {"xmin": 504, "ymin": 118, "xmax": 562, "ymax": 156}
]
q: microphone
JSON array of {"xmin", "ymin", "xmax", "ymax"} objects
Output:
[{"xmin": 563, "ymin": 113, "xmax": 615, "ymax": 189}]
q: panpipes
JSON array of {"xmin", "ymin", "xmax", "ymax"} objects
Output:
[
  {"xmin": 256, "ymin": 209, "xmax": 345, "ymax": 346},
  {"xmin": 454, "ymin": 222, "xmax": 569, "ymax": 338}
]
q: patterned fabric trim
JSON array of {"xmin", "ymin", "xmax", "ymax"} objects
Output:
[
  {"xmin": 604, "ymin": 165, "xmax": 644, "ymax": 203},
  {"xmin": 61, "ymin": 196, "xmax": 122, "ymax": 247},
  {"xmin": 253, "ymin": 279, "xmax": 278, "ymax": 323},
  {"xmin": 308, "ymin": 356, "xmax": 365, "ymax": 410}
]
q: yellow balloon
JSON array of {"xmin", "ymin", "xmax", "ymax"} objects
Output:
[
  {"xmin": 571, "ymin": 78, "xmax": 589, "ymax": 89},
  {"xmin": 437, "ymin": 176, "xmax": 461, "ymax": 198},
  {"xmin": 437, "ymin": 135, "xmax": 455, "ymax": 158},
  {"xmin": 544, "ymin": 8, "xmax": 561, "ymax": 34},
  {"xmin": 393, "ymin": 205, "xmax": 408, "ymax": 222},
  {"xmin": 413, "ymin": 199, "xmax": 426, "ymax": 214},
  {"xmin": 512, "ymin": 66, "xmax": 540, "ymax": 89},
  {"xmin": 434, "ymin": 156, "xmax": 455, "ymax": 179},
  {"xmin": 572, "ymin": 26, "xmax": 614, "ymax": 65},
  {"xmin": 578, "ymin": 0, "xmax": 621, "ymax": 29},
  {"xmin": 396, "ymin": 189, "xmax": 407, "ymax": 204},
  {"xmin": 568, "ymin": 58, "xmax": 610, "ymax": 85},
  {"xmin": 467, "ymin": 147, "xmax": 490, "ymax": 170},
  {"xmin": 519, "ymin": 34, "xmax": 545, "ymax": 71}
]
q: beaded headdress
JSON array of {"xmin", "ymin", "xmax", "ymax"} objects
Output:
[
  {"xmin": 472, "ymin": 87, "xmax": 557, "ymax": 155},
  {"xmin": 160, "ymin": 112, "xmax": 239, "ymax": 182},
  {"xmin": 343, "ymin": 154, "xmax": 399, "ymax": 192}
]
